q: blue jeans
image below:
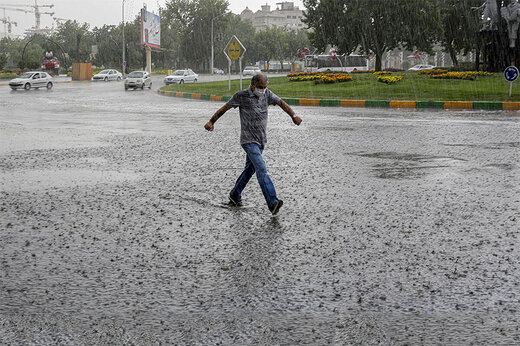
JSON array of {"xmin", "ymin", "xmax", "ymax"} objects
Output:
[{"xmin": 230, "ymin": 143, "xmax": 278, "ymax": 208}]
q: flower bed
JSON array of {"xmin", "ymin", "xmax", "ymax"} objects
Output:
[
  {"xmin": 373, "ymin": 71, "xmax": 392, "ymax": 76},
  {"xmin": 0, "ymin": 72, "xmax": 17, "ymax": 79},
  {"xmin": 377, "ymin": 75, "xmax": 403, "ymax": 84},
  {"xmin": 418, "ymin": 69, "xmax": 448, "ymax": 75},
  {"xmin": 288, "ymin": 72, "xmax": 353, "ymax": 84},
  {"xmin": 430, "ymin": 72, "xmax": 475, "ymax": 80},
  {"xmin": 314, "ymin": 73, "xmax": 353, "ymax": 84},
  {"xmin": 351, "ymin": 70, "xmax": 375, "ymax": 74}
]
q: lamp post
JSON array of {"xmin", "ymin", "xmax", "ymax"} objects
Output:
[
  {"xmin": 122, "ymin": 0, "xmax": 126, "ymax": 75},
  {"xmin": 211, "ymin": 13, "xmax": 226, "ymax": 75}
]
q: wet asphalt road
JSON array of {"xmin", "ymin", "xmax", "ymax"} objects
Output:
[{"xmin": 0, "ymin": 79, "xmax": 519, "ymax": 345}]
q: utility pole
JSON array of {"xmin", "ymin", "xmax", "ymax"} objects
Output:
[{"xmin": 122, "ymin": 0, "xmax": 126, "ymax": 75}]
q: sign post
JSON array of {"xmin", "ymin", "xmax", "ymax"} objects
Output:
[
  {"xmin": 504, "ymin": 66, "xmax": 519, "ymax": 97},
  {"xmin": 224, "ymin": 35, "xmax": 246, "ymax": 91}
]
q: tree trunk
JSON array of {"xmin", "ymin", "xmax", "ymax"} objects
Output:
[
  {"xmin": 447, "ymin": 42, "xmax": 458, "ymax": 67},
  {"xmin": 375, "ymin": 52, "xmax": 382, "ymax": 71}
]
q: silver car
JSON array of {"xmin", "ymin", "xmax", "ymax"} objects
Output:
[
  {"xmin": 92, "ymin": 69, "xmax": 123, "ymax": 81},
  {"xmin": 124, "ymin": 71, "xmax": 152, "ymax": 90},
  {"xmin": 164, "ymin": 69, "xmax": 198, "ymax": 85},
  {"xmin": 9, "ymin": 71, "xmax": 53, "ymax": 90},
  {"xmin": 243, "ymin": 66, "xmax": 261, "ymax": 76}
]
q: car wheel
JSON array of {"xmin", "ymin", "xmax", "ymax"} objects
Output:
[
  {"xmin": 46, "ymin": 82, "xmax": 53, "ymax": 90},
  {"xmin": 179, "ymin": 80, "xmax": 184, "ymax": 84},
  {"xmin": 117, "ymin": 76, "xmax": 121, "ymax": 81},
  {"xmin": 194, "ymin": 78, "xmax": 197, "ymax": 83},
  {"xmin": 104, "ymin": 77, "xmax": 108, "ymax": 82},
  {"xmin": 24, "ymin": 83, "xmax": 31, "ymax": 90},
  {"xmin": 149, "ymin": 82, "xmax": 152, "ymax": 89}
]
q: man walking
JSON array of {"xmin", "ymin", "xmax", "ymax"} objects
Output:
[{"xmin": 204, "ymin": 73, "xmax": 302, "ymax": 215}]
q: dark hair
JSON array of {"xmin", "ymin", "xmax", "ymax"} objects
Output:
[{"xmin": 251, "ymin": 73, "xmax": 267, "ymax": 86}]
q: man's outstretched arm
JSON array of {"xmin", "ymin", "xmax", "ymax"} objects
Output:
[
  {"xmin": 278, "ymin": 99, "xmax": 302, "ymax": 126},
  {"xmin": 205, "ymin": 104, "xmax": 231, "ymax": 131}
]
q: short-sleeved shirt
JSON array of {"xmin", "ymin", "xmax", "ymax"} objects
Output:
[{"xmin": 226, "ymin": 88, "xmax": 281, "ymax": 146}]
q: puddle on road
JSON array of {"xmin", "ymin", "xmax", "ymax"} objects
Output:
[
  {"xmin": 443, "ymin": 141, "xmax": 520, "ymax": 150},
  {"xmin": 350, "ymin": 151, "xmax": 467, "ymax": 179},
  {"xmin": 0, "ymin": 168, "xmax": 141, "ymax": 191}
]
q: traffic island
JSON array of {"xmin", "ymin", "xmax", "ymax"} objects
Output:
[{"xmin": 157, "ymin": 89, "xmax": 520, "ymax": 111}]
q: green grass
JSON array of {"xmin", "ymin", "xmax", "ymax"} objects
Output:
[{"xmin": 161, "ymin": 72, "xmax": 520, "ymax": 102}]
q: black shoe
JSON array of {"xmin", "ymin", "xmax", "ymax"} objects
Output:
[
  {"xmin": 228, "ymin": 195, "xmax": 243, "ymax": 207},
  {"xmin": 269, "ymin": 200, "xmax": 283, "ymax": 215}
]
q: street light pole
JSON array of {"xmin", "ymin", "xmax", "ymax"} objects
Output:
[
  {"xmin": 211, "ymin": 13, "xmax": 226, "ymax": 75},
  {"xmin": 122, "ymin": 0, "xmax": 126, "ymax": 75}
]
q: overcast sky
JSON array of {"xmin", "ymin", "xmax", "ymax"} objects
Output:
[{"xmin": 1, "ymin": 0, "xmax": 305, "ymax": 37}]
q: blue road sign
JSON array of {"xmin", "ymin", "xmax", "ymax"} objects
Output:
[{"xmin": 504, "ymin": 66, "xmax": 519, "ymax": 82}]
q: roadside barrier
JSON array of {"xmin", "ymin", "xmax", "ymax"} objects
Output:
[{"xmin": 157, "ymin": 89, "xmax": 520, "ymax": 111}]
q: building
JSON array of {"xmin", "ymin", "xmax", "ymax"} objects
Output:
[{"xmin": 240, "ymin": 2, "xmax": 305, "ymax": 32}]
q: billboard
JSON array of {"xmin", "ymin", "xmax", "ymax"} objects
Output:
[{"xmin": 141, "ymin": 8, "xmax": 160, "ymax": 48}]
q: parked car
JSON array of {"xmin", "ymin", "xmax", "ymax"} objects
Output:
[
  {"xmin": 92, "ymin": 69, "xmax": 122, "ymax": 81},
  {"xmin": 164, "ymin": 69, "xmax": 198, "ymax": 85},
  {"xmin": 408, "ymin": 64, "xmax": 435, "ymax": 71},
  {"xmin": 124, "ymin": 71, "xmax": 152, "ymax": 90},
  {"xmin": 243, "ymin": 66, "xmax": 261, "ymax": 76},
  {"xmin": 9, "ymin": 71, "xmax": 53, "ymax": 90},
  {"xmin": 213, "ymin": 68, "xmax": 225, "ymax": 75}
]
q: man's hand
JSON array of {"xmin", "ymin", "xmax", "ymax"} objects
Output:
[
  {"xmin": 292, "ymin": 116, "xmax": 302, "ymax": 126},
  {"xmin": 204, "ymin": 121, "xmax": 214, "ymax": 131}
]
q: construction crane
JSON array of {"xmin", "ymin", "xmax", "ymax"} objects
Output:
[{"xmin": 0, "ymin": 1, "xmax": 54, "ymax": 33}]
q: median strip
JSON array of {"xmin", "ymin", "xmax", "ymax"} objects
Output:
[{"xmin": 162, "ymin": 88, "xmax": 520, "ymax": 111}]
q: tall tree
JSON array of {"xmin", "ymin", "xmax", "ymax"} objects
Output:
[
  {"xmin": 52, "ymin": 20, "xmax": 94, "ymax": 63},
  {"xmin": 437, "ymin": 0, "xmax": 482, "ymax": 66},
  {"xmin": 162, "ymin": 0, "xmax": 229, "ymax": 71},
  {"xmin": 304, "ymin": 0, "xmax": 440, "ymax": 70}
]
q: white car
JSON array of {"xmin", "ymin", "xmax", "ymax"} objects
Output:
[
  {"xmin": 9, "ymin": 71, "xmax": 53, "ymax": 90},
  {"xmin": 408, "ymin": 64, "xmax": 436, "ymax": 71},
  {"xmin": 92, "ymin": 69, "xmax": 122, "ymax": 81},
  {"xmin": 243, "ymin": 66, "xmax": 261, "ymax": 76},
  {"xmin": 213, "ymin": 68, "xmax": 225, "ymax": 75},
  {"xmin": 124, "ymin": 71, "xmax": 152, "ymax": 90},
  {"xmin": 164, "ymin": 69, "xmax": 198, "ymax": 85}
]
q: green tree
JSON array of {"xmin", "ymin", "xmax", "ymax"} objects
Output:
[
  {"xmin": 304, "ymin": 0, "xmax": 440, "ymax": 70},
  {"xmin": 92, "ymin": 25, "xmax": 123, "ymax": 68},
  {"xmin": 437, "ymin": 0, "xmax": 481, "ymax": 66},
  {"xmin": 52, "ymin": 20, "xmax": 94, "ymax": 62},
  {"xmin": 162, "ymin": 0, "xmax": 229, "ymax": 72}
]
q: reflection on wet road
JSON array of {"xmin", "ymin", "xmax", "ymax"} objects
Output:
[{"xmin": 1, "ymin": 81, "xmax": 519, "ymax": 344}]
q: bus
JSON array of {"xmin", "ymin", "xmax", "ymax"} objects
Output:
[{"xmin": 305, "ymin": 54, "xmax": 369, "ymax": 72}]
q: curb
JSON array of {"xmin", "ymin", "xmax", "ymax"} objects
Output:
[
  {"xmin": 0, "ymin": 80, "xmax": 92, "ymax": 86},
  {"xmin": 157, "ymin": 89, "xmax": 520, "ymax": 111}
]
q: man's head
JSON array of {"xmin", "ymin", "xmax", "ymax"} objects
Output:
[{"xmin": 251, "ymin": 73, "xmax": 268, "ymax": 91}]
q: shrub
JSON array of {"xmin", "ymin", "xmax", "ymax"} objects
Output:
[{"xmin": 373, "ymin": 71, "xmax": 392, "ymax": 76}]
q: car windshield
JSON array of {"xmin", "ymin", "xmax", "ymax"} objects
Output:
[
  {"xmin": 19, "ymin": 73, "xmax": 34, "ymax": 79},
  {"xmin": 128, "ymin": 72, "xmax": 143, "ymax": 78},
  {"xmin": 99, "ymin": 70, "xmax": 110, "ymax": 74},
  {"xmin": 173, "ymin": 70, "xmax": 185, "ymax": 75},
  {"xmin": 244, "ymin": 67, "xmax": 254, "ymax": 70}
]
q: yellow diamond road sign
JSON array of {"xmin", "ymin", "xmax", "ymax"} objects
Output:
[
  {"xmin": 227, "ymin": 41, "xmax": 241, "ymax": 61},
  {"xmin": 224, "ymin": 35, "xmax": 246, "ymax": 62}
]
